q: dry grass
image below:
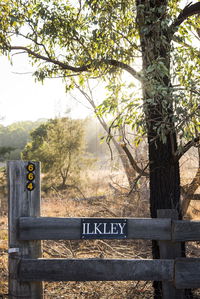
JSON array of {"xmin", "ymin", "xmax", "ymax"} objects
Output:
[
  {"xmin": 0, "ymin": 216, "xmax": 8, "ymax": 296},
  {"xmin": 0, "ymin": 163, "xmax": 200, "ymax": 298},
  {"xmin": 39, "ymin": 169, "xmax": 154, "ymax": 297}
]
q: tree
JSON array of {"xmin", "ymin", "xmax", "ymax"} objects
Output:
[
  {"xmin": 1, "ymin": 1, "xmax": 200, "ymax": 297},
  {"xmin": 0, "ymin": 146, "xmax": 15, "ymax": 161},
  {"xmin": 22, "ymin": 117, "xmax": 92, "ymax": 189},
  {"xmin": 0, "ymin": 120, "xmax": 46, "ymax": 160},
  {"xmin": 72, "ymin": 81, "xmax": 141, "ymax": 187}
]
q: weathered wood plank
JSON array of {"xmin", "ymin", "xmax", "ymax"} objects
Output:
[
  {"xmin": 128, "ymin": 218, "xmax": 171, "ymax": 240},
  {"xmin": 7, "ymin": 161, "xmax": 43, "ymax": 299},
  {"xmin": 157, "ymin": 209, "xmax": 184, "ymax": 299},
  {"xmin": 19, "ymin": 258, "xmax": 174, "ymax": 282},
  {"xmin": 172, "ymin": 220, "xmax": 200, "ymax": 241},
  {"xmin": 19, "ymin": 217, "xmax": 81, "ymax": 240},
  {"xmin": 175, "ymin": 258, "xmax": 200, "ymax": 289},
  {"xmin": 19, "ymin": 217, "xmax": 171, "ymax": 240}
]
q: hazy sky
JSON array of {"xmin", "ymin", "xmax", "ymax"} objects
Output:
[
  {"xmin": 0, "ymin": 53, "xmax": 92, "ymax": 126},
  {"xmin": 0, "ymin": 0, "xmax": 195, "ymax": 126}
]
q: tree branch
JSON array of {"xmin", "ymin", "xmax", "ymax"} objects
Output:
[
  {"xmin": 8, "ymin": 46, "xmax": 142, "ymax": 81},
  {"xmin": 106, "ymin": 59, "xmax": 142, "ymax": 81},
  {"xmin": 186, "ymin": 194, "xmax": 200, "ymax": 200},
  {"xmin": 170, "ymin": 2, "xmax": 200, "ymax": 34},
  {"xmin": 181, "ymin": 163, "xmax": 200, "ymax": 214},
  {"xmin": 9, "ymin": 46, "xmax": 91, "ymax": 72},
  {"xmin": 176, "ymin": 135, "xmax": 200, "ymax": 161},
  {"xmin": 121, "ymin": 143, "xmax": 149, "ymax": 177},
  {"xmin": 74, "ymin": 82, "xmax": 138, "ymax": 187},
  {"xmin": 172, "ymin": 35, "xmax": 200, "ymax": 58},
  {"xmin": 128, "ymin": 162, "xmax": 149, "ymax": 196}
]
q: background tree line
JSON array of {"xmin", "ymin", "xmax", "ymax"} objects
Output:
[
  {"xmin": 0, "ymin": 117, "xmax": 109, "ymax": 160},
  {"xmin": 0, "ymin": 120, "xmax": 45, "ymax": 161},
  {"xmin": 0, "ymin": 117, "xmax": 113, "ymax": 189}
]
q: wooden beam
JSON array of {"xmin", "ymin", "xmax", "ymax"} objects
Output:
[
  {"xmin": 172, "ymin": 220, "xmax": 200, "ymax": 241},
  {"xmin": 19, "ymin": 258, "xmax": 174, "ymax": 282},
  {"xmin": 128, "ymin": 218, "xmax": 171, "ymax": 240},
  {"xmin": 175, "ymin": 258, "xmax": 200, "ymax": 289},
  {"xmin": 19, "ymin": 217, "xmax": 81, "ymax": 240},
  {"xmin": 19, "ymin": 217, "xmax": 171, "ymax": 240}
]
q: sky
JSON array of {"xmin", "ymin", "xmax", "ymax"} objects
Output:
[
  {"xmin": 0, "ymin": 0, "xmax": 195, "ymax": 126},
  {"xmin": 0, "ymin": 53, "xmax": 92, "ymax": 126}
]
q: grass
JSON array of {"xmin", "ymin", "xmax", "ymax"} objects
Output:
[{"xmin": 0, "ymin": 217, "xmax": 8, "ymax": 296}]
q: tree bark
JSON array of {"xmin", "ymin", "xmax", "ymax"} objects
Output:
[
  {"xmin": 136, "ymin": 0, "xmax": 181, "ymax": 216},
  {"xmin": 136, "ymin": 1, "xmax": 190, "ymax": 298}
]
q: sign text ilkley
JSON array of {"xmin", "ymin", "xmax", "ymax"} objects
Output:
[{"xmin": 81, "ymin": 218, "xmax": 127, "ymax": 239}]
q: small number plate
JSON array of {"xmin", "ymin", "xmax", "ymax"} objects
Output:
[{"xmin": 26, "ymin": 162, "xmax": 35, "ymax": 191}]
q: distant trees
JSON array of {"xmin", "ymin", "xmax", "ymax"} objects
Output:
[
  {"xmin": 22, "ymin": 117, "xmax": 94, "ymax": 189},
  {"xmin": 0, "ymin": 120, "xmax": 45, "ymax": 160},
  {"xmin": 0, "ymin": 146, "xmax": 15, "ymax": 162}
]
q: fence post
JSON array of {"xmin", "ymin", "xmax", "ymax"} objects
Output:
[
  {"xmin": 7, "ymin": 160, "xmax": 43, "ymax": 299},
  {"xmin": 157, "ymin": 209, "xmax": 184, "ymax": 299}
]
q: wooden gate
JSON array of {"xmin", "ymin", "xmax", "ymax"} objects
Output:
[{"xmin": 7, "ymin": 161, "xmax": 200, "ymax": 299}]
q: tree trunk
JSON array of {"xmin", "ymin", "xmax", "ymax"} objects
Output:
[
  {"xmin": 148, "ymin": 137, "xmax": 181, "ymax": 217},
  {"xmin": 149, "ymin": 136, "xmax": 182, "ymax": 298},
  {"xmin": 136, "ymin": 1, "xmax": 191, "ymax": 298},
  {"xmin": 136, "ymin": 0, "xmax": 181, "ymax": 215}
]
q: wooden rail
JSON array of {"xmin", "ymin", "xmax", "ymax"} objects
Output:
[
  {"xmin": 172, "ymin": 220, "xmax": 200, "ymax": 241},
  {"xmin": 18, "ymin": 216, "xmax": 200, "ymax": 241},
  {"xmin": 16, "ymin": 258, "xmax": 200, "ymax": 289},
  {"xmin": 7, "ymin": 161, "xmax": 200, "ymax": 299},
  {"xmin": 18, "ymin": 258, "xmax": 174, "ymax": 282},
  {"xmin": 19, "ymin": 216, "xmax": 172, "ymax": 240}
]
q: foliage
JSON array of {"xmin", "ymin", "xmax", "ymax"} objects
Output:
[
  {"xmin": 22, "ymin": 117, "xmax": 94, "ymax": 188},
  {"xmin": 0, "ymin": 146, "xmax": 15, "ymax": 161},
  {"xmin": 0, "ymin": 117, "xmax": 110, "ymax": 163},
  {"xmin": 0, "ymin": 0, "xmax": 199, "ymax": 149},
  {"xmin": 0, "ymin": 120, "xmax": 46, "ymax": 160}
]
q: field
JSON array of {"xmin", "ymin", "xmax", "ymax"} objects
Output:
[{"xmin": 0, "ymin": 161, "xmax": 200, "ymax": 298}]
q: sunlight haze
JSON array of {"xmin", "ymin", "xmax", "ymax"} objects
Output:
[{"xmin": 0, "ymin": 54, "xmax": 91, "ymax": 125}]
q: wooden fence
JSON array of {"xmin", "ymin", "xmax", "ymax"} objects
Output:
[{"xmin": 7, "ymin": 161, "xmax": 200, "ymax": 299}]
